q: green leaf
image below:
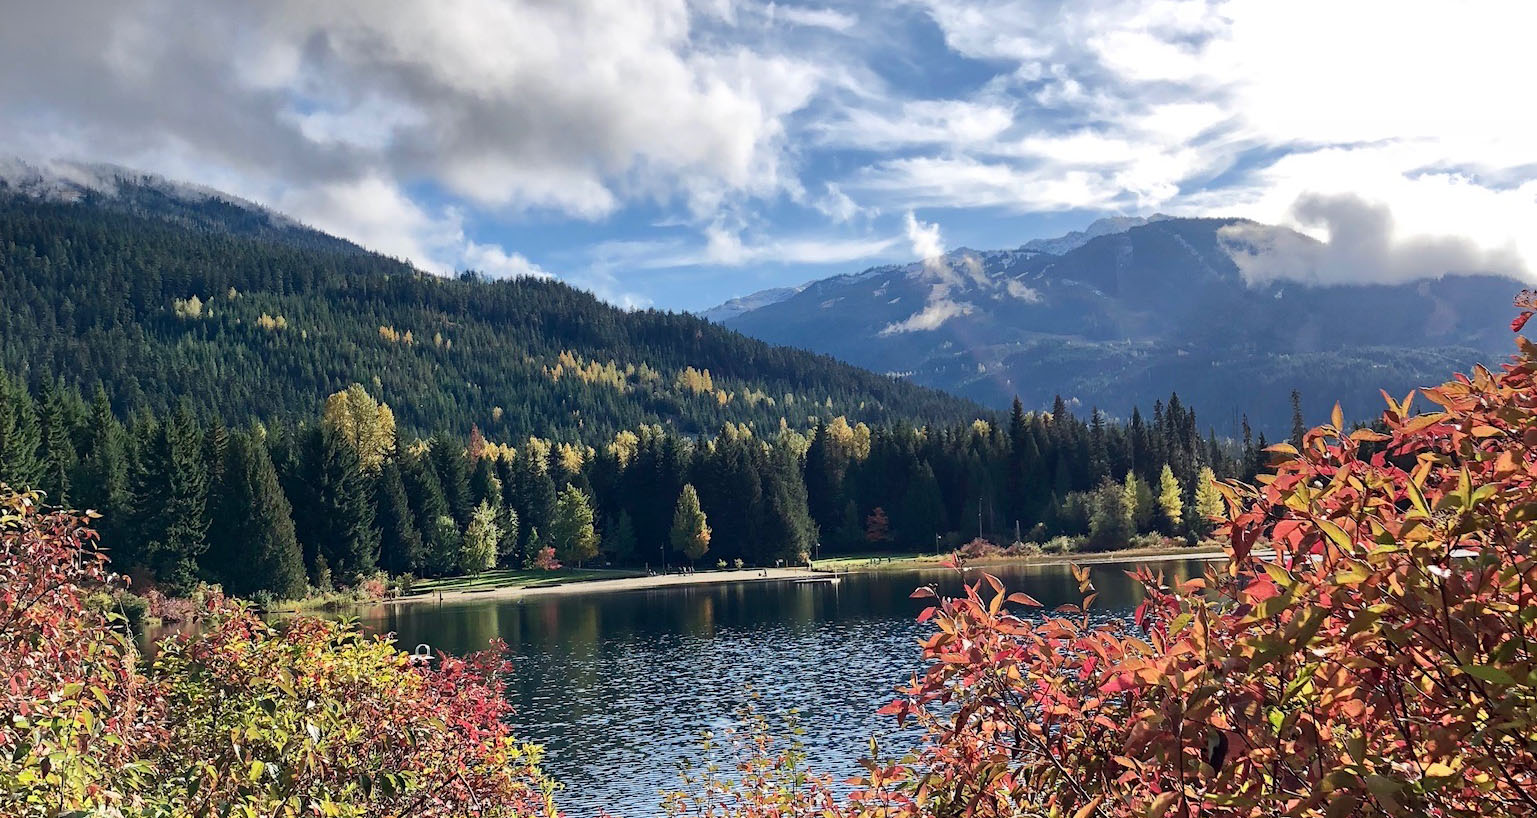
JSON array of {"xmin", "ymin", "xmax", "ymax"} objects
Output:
[{"xmin": 1459, "ymin": 663, "xmax": 1517, "ymax": 685}]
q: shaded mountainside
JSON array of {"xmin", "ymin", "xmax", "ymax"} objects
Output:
[
  {"xmin": 0, "ymin": 187, "xmax": 983, "ymax": 441},
  {"xmin": 719, "ymin": 217, "xmax": 1520, "ymax": 433}
]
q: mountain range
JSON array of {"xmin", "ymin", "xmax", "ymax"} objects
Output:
[
  {"xmin": 710, "ymin": 216, "xmax": 1522, "ymax": 433},
  {"xmin": 0, "ymin": 161, "xmax": 981, "ymax": 441}
]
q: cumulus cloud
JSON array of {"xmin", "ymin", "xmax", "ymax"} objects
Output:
[
  {"xmin": 1219, "ymin": 193, "xmax": 1528, "ymax": 286},
  {"xmin": 0, "ymin": 0, "xmax": 829, "ymax": 287},
  {"xmin": 277, "ymin": 174, "xmax": 550, "ymax": 278}
]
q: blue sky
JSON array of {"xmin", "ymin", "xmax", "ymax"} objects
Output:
[{"xmin": 2, "ymin": 0, "xmax": 1534, "ymax": 311}]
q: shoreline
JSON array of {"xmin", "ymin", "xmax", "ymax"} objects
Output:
[
  {"xmin": 378, "ymin": 545, "xmax": 1231, "ymax": 608},
  {"xmin": 385, "ymin": 566, "xmax": 824, "ymax": 607}
]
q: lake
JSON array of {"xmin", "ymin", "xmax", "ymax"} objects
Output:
[{"xmin": 342, "ymin": 558, "xmax": 1212, "ymax": 816}]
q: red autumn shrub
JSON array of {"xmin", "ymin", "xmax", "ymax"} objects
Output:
[
  {"xmin": 859, "ymin": 309, "xmax": 1537, "ymax": 817},
  {"xmin": 0, "ymin": 484, "xmax": 559, "ymax": 817},
  {"xmin": 0, "ymin": 488, "xmax": 160, "ymax": 813}
]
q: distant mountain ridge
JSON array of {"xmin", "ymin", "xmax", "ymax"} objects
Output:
[{"xmin": 715, "ymin": 216, "xmax": 1522, "ymax": 434}]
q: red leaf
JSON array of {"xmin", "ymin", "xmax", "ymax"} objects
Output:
[{"xmin": 1513, "ymin": 311, "xmax": 1533, "ymax": 333}]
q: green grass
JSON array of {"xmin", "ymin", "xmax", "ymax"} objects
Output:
[
  {"xmin": 404, "ymin": 567, "xmax": 642, "ymax": 595},
  {"xmin": 812, "ymin": 552, "xmax": 946, "ymax": 570}
]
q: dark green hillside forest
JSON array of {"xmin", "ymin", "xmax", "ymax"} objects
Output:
[{"xmin": 0, "ymin": 193, "xmax": 977, "ymax": 440}]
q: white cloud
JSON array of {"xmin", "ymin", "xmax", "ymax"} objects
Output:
[
  {"xmin": 0, "ymin": 0, "xmax": 831, "ymax": 284},
  {"xmin": 812, "ymin": 182, "xmax": 864, "ymax": 223},
  {"xmin": 813, "ymin": 99, "xmax": 1015, "ymax": 149},
  {"xmin": 904, "ymin": 210, "xmax": 945, "ymax": 264},
  {"xmin": 278, "ymin": 174, "xmax": 550, "ymax": 279},
  {"xmin": 589, "ymin": 228, "xmax": 902, "ymax": 270},
  {"xmin": 879, "ymin": 295, "xmax": 974, "ymax": 334},
  {"xmin": 1220, "ymin": 193, "xmax": 1528, "ymax": 286},
  {"xmin": 761, "ymin": 3, "xmax": 857, "ymax": 31},
  {"xmin": 887, "ymin": 0, "xmax": 1537, "ymax": 283}
]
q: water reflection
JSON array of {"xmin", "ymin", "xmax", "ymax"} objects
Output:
[{"xmin": 343, "ymin": 559, "xmax": 1210, "ymax": 817}]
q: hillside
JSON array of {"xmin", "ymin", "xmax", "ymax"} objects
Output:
[
  {"xmin": 716, "ymin": 217, "xmax": 1520, "ymax": 433},
  {"xmin": 0, "ymin": 179, "xmax": 983, "ymax": 441}
]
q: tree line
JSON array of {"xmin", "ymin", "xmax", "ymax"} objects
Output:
[{"xmin": 0, "ymin": 369, "xmax": 1254, "ymax": 600}]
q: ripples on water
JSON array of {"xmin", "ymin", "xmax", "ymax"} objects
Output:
[{"xmin": 343, "ymin": 560, "xmax": 1207, "ymax": 817}]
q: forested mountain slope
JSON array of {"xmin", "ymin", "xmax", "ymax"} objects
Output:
[{"xmin": 0, "ymin": 188, "xmax": 981, "ymax": 441}]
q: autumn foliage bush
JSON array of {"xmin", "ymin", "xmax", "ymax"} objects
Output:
[{"xmin": 0, "ymin": 486, "xmax": 558, "ymax": 817}]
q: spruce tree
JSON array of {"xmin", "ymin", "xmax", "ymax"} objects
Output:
[
  {"xmin": 209, "ymin": 432, "xmax": 306, "ymax": 599},
  {"xmin": 375, "ymin": 459, "xmax": 424, "ymax": 576},
  {"xmin": 128, "ymin": 406, "xmax": 209, "ymax": 592},
  {"xmin": 513, "ymin": 449, "xmax": 557, "ymax": 556},
  {"xmin": 550, "ymin": 484, "xmax": 598, "ymax": 567},
  {"xmin": 494, "ymin": 504, "xmax": 520, "ymax": 566},
  {"xmin": 403, "ymin": 452, "xmax": 457, "ymax": 576},
  {"xmin": 670, "ymin": 483, "xmax": 711, "ymax": 564},
  {"xmin": 460, "ymin": 500, "xmax": 500, "ymax": 575},
  {"xmin": 429, "ymin": 433, "xmax": 473, "ymax": 527},
  {"xmin": 605, "ymin": 510, "xmax": 637, "ymax": 564},
  {"xmin": 760, "ymin": 442, "xmax": 817, "ymax": 564},
  {"xmin": 0, "ymin": 372, "xmax": 43, "ymax": 490},
  {"xmin": 37, "ymin": 378, "xmax": 78, "ymax": 505},
  {"xmin": 73, "ymin": 387, "xmax": 130, "ymax": 551},
  {"xmin": 297, "ymin": 427, "xmax": 380, "ymax": 582}
]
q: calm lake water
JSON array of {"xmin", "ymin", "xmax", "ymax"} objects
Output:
[{"xmin": 339, "ymin": 558, "xmax": 1211, "ymax": 816}]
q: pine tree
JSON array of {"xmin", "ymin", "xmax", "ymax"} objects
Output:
[
  {"xmin": 469, "ymin": 456, "xmax": 502, "ymax": 509},
  {"xmin": 460, "ymin": 500, "xmax": 500, "ymax": 575},
  {"xmin": 1191, "ymin": 465, "xmax": 1223, "ymax": 540},
  {"xmin": 208, "ymin": 432, "xmax": 306, "ymax": 599},
  {"xmin": 551, "ymin": 484, "xmax": 598, "ymax": 567},
  {"xmin": 128, "ymin": 406, "xmax": 209, "ymax": 592},
  {"xmin": 375, "ymin": 459, "xmax": 424, "ymax": 576},
  {"xmin": 670, "ymin": 483, "xmax": 711, "ymax": 563},
  {"xmin": 0, "ymin": 372, "xmax": 43, "ymax": 490},
  {"xmin": 1156, "ymin": 464, "xmax": 1183, "ymax": 534}
]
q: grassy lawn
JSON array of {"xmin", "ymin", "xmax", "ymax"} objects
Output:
[
  {"xmin": 812, "ymin": 552, "xmax": 946, "ymax": 570},
  {"xmin": 405, "ymin": 567, "xmax": 642, "ymax": 595}
]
